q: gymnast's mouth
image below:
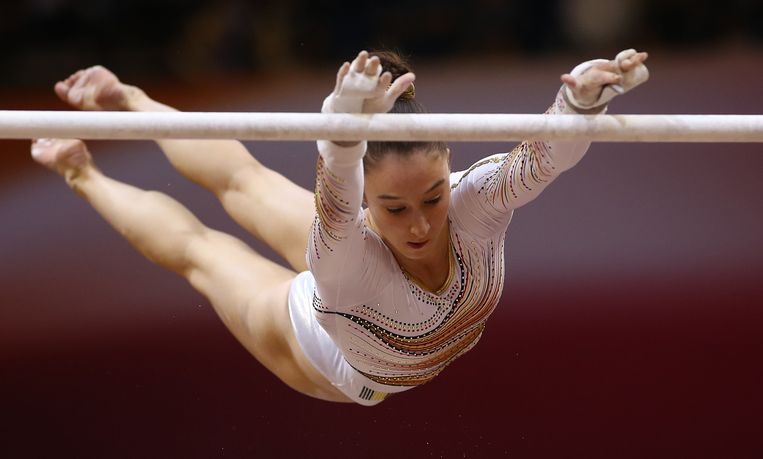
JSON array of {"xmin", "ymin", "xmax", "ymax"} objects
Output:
[{"xmin": 407, "ymin": 240, "xmax": 429, "ymax": 249}]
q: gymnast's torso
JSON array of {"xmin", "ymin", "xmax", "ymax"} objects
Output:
[{"xmin": 305, "ymin": 89, "xmax": 591, "ymax": 388}]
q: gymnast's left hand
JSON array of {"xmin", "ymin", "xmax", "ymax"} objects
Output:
[
  {"xmin": 561, "ymin": 49, "xmax": 649, "ymax": 110},
  {"xmin": 322, "ymin": 50, "xmax": 415, "ymax": 114}
]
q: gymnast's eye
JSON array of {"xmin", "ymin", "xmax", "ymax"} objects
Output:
[
  {"xmin": 386, "ymin": 207, "xmax": 405, "ymax": 214},
  {"xmin": 425, "ymin": 195, "xmax": 442, "ymax": 205}
]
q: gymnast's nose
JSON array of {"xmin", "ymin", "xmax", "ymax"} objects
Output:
[{"xmin": 410, "ymin": 212, "xmax": 430, "ymax": 239}]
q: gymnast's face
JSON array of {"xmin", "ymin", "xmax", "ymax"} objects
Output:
[{"xmin": 364, "ymin": 150, "xmax": 451, "ymax": 262}]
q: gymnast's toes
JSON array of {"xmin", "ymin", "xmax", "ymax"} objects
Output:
[
  {"xmin": 54, "ymin": 65, "xmax": 127, "ymax": 111},
  {"xmin": 31, "ymin": 138, "xmax": 92, "ymax": 175}
]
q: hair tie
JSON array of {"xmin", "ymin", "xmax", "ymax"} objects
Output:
[{"xmin": 402, "ymin": 82, "xmax": 416, "ymax": 100}]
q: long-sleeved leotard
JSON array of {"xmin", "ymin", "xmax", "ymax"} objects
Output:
[{"xmin": 307, "ymin": 88, "xmax": 592, "ymax": 389}]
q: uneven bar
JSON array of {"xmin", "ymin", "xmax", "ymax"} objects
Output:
[{"xmin": 0, "ymin": 111, "xmax": 762, "ymax": 142}]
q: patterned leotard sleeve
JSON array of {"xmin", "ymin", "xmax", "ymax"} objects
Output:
[
  {"xmin": 450, "ymin": 87, "xmax": 595, "ymax": 238},
  {"xmin": 307, "ymin": 140, "xmax": 389, "ymax": 306}
]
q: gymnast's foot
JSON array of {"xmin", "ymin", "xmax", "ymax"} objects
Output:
[
  {"xmin": 55, "ymin": 66, "xmax": 141, "ymax": 111},
  {"xmin": 31, "ymin": 138, "xmax": 95, "ymax": 185}
]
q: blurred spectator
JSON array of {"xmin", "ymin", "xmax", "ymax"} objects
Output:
[{"xmin": 561, "ymin": 0, "xmax": 642, "ymax": 49}]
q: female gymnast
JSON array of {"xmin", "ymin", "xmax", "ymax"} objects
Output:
[{"xmin": 32, "ymin": 49, "xmax": 648, "ymax": 406}]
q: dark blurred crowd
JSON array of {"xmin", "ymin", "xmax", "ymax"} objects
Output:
[{"xmin": 2, "ymin": 0, "xmax": 761, "ymax": 86}]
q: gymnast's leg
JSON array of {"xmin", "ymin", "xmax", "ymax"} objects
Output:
[
  {"xmin": 53, "ymin": 67, "xmax": 314, "ymax": 272},
  {"xmin": 31, "ymin": 138, "xmax": 349, "ymax": 403}
]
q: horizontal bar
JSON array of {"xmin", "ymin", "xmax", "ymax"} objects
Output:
[{"xmin": 0, "ymin": 111, "xmax": 761, "ymax": 142}]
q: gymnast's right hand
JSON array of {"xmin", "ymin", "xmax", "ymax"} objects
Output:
[{"xmin": 322, "ymin": 50, "xmax": 415, "ymax": 114}]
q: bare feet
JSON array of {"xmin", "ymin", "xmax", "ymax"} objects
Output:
[
  {"xmin": 31, "ymin": 138, "xmax": 94, "ymax": 184},
  {"xmin": 54, "ymin": 66, "xmax": 135, "ymax": 111}
]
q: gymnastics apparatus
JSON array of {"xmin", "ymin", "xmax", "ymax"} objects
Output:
[{"xmin": 0, "ymin": 111, "xmax": 761, "ymax": 142}]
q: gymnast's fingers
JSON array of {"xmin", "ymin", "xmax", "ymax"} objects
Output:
[
  {"xmin": 366, "ymin": 56, "xmax": 380, "ymax": 76},
  {"xmin": 334, "ymin": 62, "xmax": 350, "ymax": 93},
  {"xmin": 351, "ymin": 50, "xmax": 368, "ymax": 73},
  {"xmin": 560, "ymin": 73, "xmax": 577, "ymax": 88},
  {"xmin": 590, "ymin": 60, "xmax": 619, "ymax": 74},
  {"xmin": 581, "ymin": 68, "xmax": 622, "ymax": 88},
  {"xmin": 377, "ymin": 72, "xmax": 392, "ymax": 93},
  {"xmin": 619, "ymin": 51, "xmax": 649, "ymax": 72},
  {"xmin": 386, "ymin": 72, "xmax": 416, "ymax": 102}
]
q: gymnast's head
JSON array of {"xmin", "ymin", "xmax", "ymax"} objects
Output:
[{"xmin": 362, "ymin": 51, "xmax": 451, "ymax": 261}]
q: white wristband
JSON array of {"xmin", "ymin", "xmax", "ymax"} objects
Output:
[{"xmin": 322, "ymin": 94, "xmax": 363, "ymax": 114}]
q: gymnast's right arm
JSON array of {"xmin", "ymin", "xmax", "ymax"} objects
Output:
[
  {"xmin": 306, "ymin": 51, "xmax": 383, "ymax": 303},
  {"xmin": 307, "ymin": 51, "xmax": 414, "ymax": 304},
  {"xmin": 307, "ymin": 138, "xmax": 368, "ymax": 300}
]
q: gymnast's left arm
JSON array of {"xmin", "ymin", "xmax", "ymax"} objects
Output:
[{"xmin": 452, "ymin": 49, "xmax": 649, "ymax": 232}]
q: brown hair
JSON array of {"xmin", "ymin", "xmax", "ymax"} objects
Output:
[{"xmin": 364, "ymin": 50, "xmax": 449, "ymax": 173}]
